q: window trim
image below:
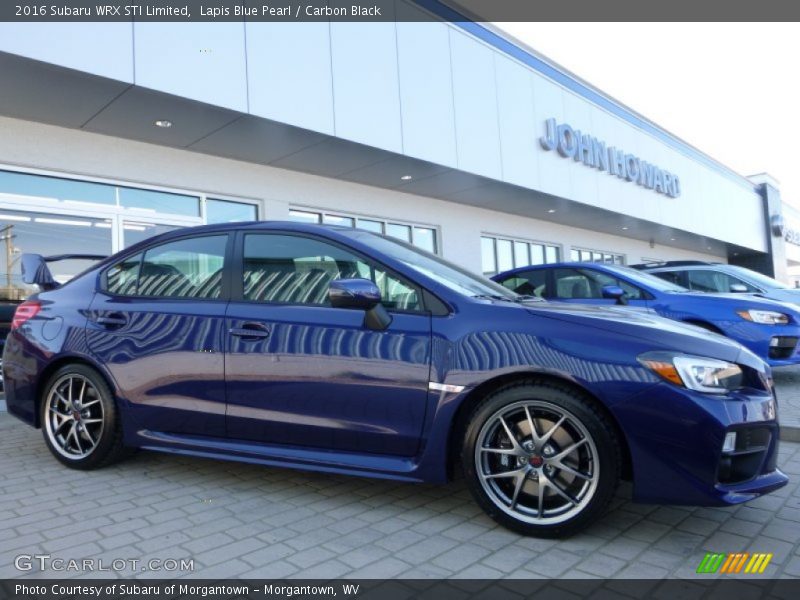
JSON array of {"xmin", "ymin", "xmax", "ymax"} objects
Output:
[
  {"xmin": 100, "ymin": 232, "xmax": 234, "ymax": 302},
  {"xmin": 231, "ymin": 230, "xmax": 438, "ymax": 316}
]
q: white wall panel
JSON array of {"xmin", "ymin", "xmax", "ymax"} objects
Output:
[
  {"xmin": 134, "ymin": 23, "xmax": 247, "ymax": 112},
  {"xmin": 0, "ymin": 23, "xmax": 133, "ymax": 82},
  {"xmin": 495, "ymin": 55, "xmax": 539, "ymax": 190},
  {"xmin": 449, "ymin": 31, "xmax": 502, "ymax": 179},
  {"xmin": 246, "ymin": 22, "xmax": 334, "ymax": 135},
  {"xmin": 330, "ymin": 22, "xmax": 402, "ymax": 152},
  {"xmin": 396, "ymin": 20, "xmax": 457, "ymax": 167}
]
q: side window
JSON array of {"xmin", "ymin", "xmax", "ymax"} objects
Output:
[
  {"xmin": 106, "ymin": 253, "xmax": 142, "ymax": 296},
  {"xmin": 652, "ymin": 270, "xmax": 683, "ymax": 286},
  {"xmin": 686, "ymin": 270, "xmax": 755, "ymax": 293},
  {"xmin": 497, "ymin": 271, "xmax": 548, "ymax": 298},
  {"xmin": 242, "ymin": 234, "xmax": 423, "ymax": 311},
  {"xmin": 137, "ymin": 235, "xmax": 227, "ymax": 298},
  {"xmin": 686, "ymin": 270, "xmax": 723, "ymax": 292},
  {"xmin": 616, "ymin": 279, "xmax": 646, "ymax": 301},
  {"xmin": 553, "ymin": 268, "xmax": 615, "ymax": 299}
]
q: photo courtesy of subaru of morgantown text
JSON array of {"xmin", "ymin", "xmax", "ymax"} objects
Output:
[{"xmin": 3, "ymin": 222, "xmax": 787, "ymax": 537}]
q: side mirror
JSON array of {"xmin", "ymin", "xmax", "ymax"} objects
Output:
[
  {"xmin": 20, "ymin": 254, "xmax": 58, "ymax": 290},
  {"xmin": 329, "ymin": 278, "xmax": 392, "ymax": 330},
  {"xmin": 601, "ymin": 285, "xmax": 628, "ymax": 305},
  {"xmin": 730, "ymin": 284, "xmax": 748, "ymax": 293}
]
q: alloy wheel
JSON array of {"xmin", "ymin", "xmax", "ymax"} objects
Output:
[
  {"xmin": 44, "ymin": 374, "xmax": 105, "ymax": 460},
  {"xmin": 474, "ymin": 400, "xmax": 599, "ymax": 525}
]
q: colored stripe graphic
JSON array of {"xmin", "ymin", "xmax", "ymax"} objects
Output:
[
  {"xmin": 745, "ymin": 553, "xmax": 773, "ymax": 574},
  {"xmin": 697, "ymin": 553, "xmax": 726, "ymax": 574},
  {"xmin": 696, "ymin": 552, "xmax": 773, "ymax": 574}
]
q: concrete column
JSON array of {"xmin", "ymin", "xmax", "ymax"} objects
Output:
[{"xmin": 745, "ymin": 173, "xmax": 788, "ymax": 282}]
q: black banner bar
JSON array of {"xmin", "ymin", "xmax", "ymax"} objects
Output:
[
  {"xmin": 2, "ymin": 579, "xmax": 800, "ymax": 600},
  {"xmin": 2, "ymin": 0, "xmax": 800, "ymax": 22}
]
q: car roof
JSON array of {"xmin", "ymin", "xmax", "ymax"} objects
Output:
[
  {"xmin": 643, "ymin": 263, "xmax": 734, "ymax": 272},
  {"xmin": 123, "ymin": 220, "xmax": 361, "ymax": 248},
  {"xmin": 494, "ymin": 261, "xmax": 623, "ymax": 278}
]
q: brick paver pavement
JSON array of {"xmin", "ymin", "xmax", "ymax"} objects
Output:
[
  {"xmin": 0, "ymin": 412, "xmax": 799, "ymax": 580},
  {"xmin": 774, "ymin": 367, "xmax": 800, "ymax": 433}
]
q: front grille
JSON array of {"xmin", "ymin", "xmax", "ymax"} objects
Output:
[
  {"xmin": 769, "ymin": 336, "xmax": 798, "ymax": 359},
  {"xmin": 717, "ymin": 427, "xmax": 772, "ymax": 485}
]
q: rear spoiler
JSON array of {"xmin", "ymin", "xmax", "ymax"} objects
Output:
[{"xmin": 20, "ymin": 253, "xmax": 107, "ymax": 290}]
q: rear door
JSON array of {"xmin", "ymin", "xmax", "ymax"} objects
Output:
[{"xmin": 86, "ymin": 233, "xmax": 232, "ymax": 436}]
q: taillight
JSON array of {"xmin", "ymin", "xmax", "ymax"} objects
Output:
[{"xmin": 11, "ymin": 300, "xmax": 41, "ymax": 330}]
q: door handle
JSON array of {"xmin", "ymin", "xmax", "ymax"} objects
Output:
[
  {"xmin": 229, "ymin": 323, "xmax": 270, "ymax": 340},
  {"xmin": 95, "ymin": 313, "xmax": 127, "ymax": 328}
]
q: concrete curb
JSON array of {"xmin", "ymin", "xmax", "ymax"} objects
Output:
[{"xmin": 781, "ymin": 425, "xmax": 800, "ymax": 443}]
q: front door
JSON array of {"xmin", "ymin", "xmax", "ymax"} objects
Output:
[
  {"xmin": 86, "ymin": 233, "xmax": 231, "ymax": 436},
  {"xmin": 224, "ymin": 232, "xmax": 432, "ymax": 456}
]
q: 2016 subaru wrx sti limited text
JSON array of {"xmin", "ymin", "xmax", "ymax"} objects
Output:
[{"xmin": 3, "ymin": 222, "xmax": 788, "ymax": 537}]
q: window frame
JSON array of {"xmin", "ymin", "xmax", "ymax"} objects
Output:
[
  {"xmin": 230, "ymin": 230, "xmax": 438, "ymax": 316},
  {"xmin": 100, "ymin": 232, "xmax": 234, "ymax": 302},
  {"xmin": 481, "ymin": 233, "xmax": 562, "ymax": 276},
  {"xmin": 570, "ymin": 246, "xmax": 625, "ymax": 265},
  {"xmin": 288, "ymin": 206, "xmax": 441, "ymax": 255}
]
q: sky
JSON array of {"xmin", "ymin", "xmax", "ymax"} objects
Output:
[{"xmin": 495, "ymin": 23, "xmax": 800, "ymax": 206}]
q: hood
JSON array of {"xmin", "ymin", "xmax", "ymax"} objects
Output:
[
  {"xmin": 522, "ymin": 301, "xmax": 749, "ymax": 364},
  {"xmin": 670, "ymin": 290, "xmax": 800, "ymax": 314}
]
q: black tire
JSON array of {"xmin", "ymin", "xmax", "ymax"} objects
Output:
[
  {"xmin": 462, "ymin": 380, "xmax": 620, "ymax": 538},
  {"xmin": 40, "ymin": 363, "xmax": 129, "ymax": 470}
]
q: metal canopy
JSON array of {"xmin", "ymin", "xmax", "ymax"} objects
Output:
[{"xmin": 0, "ymin": 50, "xmax": 747, "ymax": 259}]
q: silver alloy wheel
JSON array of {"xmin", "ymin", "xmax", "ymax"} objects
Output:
[
  {"xmin": 44, "ymin": 374, "xmax": 104, "ymax": 460},
  {"xmin": 474, "ymin": 400, "xmax": 599, "ymax": 525}
]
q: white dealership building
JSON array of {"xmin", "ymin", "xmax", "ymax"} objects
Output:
[{"xmin": 0, "ymin": 4, "xmax": 793, "ymax": 298}]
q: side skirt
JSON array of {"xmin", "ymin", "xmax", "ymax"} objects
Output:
[{"xmin": 133, "ymin": 429, "xmax": 425, "ymax": 483}]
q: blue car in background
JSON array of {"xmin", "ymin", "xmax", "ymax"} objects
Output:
[
  {"xmin": 493, "ymin": 262, "xmax": 800, "ymax": 367},
  {"xmin": 3, "ymin": 223, "xmax": 787, "ymax": 537},
  {"xmin": 633, "ymin": 260, "xmax": 800, "ymax": 306}
]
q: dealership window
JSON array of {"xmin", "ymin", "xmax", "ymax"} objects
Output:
[
  {"xmin": 288, "ymin": 209, "xmax": 438, "ymax": 254},
  {"xmin": 481, "ymin": 235, "xmax": 560, "ymax": 276},
  {"xmin": 0, "ymin": 167, "xmax": 259, "ymax": 299},
  {"xmin": 570, "ymin": 247, "xmax": 625, "ymax": 265},
  {"xmin": 205, "ymin": 198, "xmax": 258, "ymax": 224}
]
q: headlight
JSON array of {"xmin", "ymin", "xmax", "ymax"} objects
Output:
[
  {"xmin": 638, "ymin": 352, "xmax": 743, "ymax": 394},
  {"xmin": 737, "ymin": 309, "xmax": 790, "ymax": 325}
]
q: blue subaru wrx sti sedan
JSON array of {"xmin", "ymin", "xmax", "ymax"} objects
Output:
[{"xmin": 3, "ymin": 222, "xmax": 788, "ymax": 537}]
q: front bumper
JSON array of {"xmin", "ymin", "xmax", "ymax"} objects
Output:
[
  {"xmin": 724, "ymin": 321, "xmax": 800, "ymax": 367},
  {"xmin": 613, "ymin": 382, "xmax": 788, "ymax": 506}
]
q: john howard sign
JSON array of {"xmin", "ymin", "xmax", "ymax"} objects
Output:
[{"xmin": 540, "ymin": 118, "xmax": 681, "ymax": 198}]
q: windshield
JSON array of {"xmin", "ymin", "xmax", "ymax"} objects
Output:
[
  {"xmin": 605, "ymin": 264, "xmax": 689, "ymax": 292},
  {"xmin": 349, "ymin": 230, "xmax": 519, "ymax": 300},
  {"xmin": 725, "ymin": 265, "xmax": 789, "ymax": 290}
]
